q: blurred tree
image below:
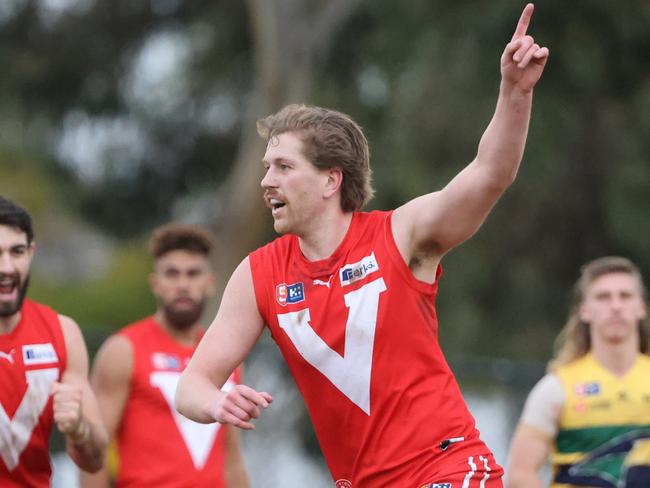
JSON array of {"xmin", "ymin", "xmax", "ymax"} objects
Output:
[{"xmin": 1, "ymin": 0, "xmax": 648, "ymax": 357}]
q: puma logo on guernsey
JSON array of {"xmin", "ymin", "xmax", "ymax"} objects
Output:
[
  {"xmin": 0, "ymin": 349, "xmax": 15, "ymax": 364},
  {"xmin": 313, "ymin": 276, "xmax": 333, "ymax": 288}
]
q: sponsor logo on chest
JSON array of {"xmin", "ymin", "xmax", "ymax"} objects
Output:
[
  {"xmin": 22, "ymin": 343, "xmax": 58, "ymax": 365},
  {"xmin": 151, "ymin": 352, "xmax": 183, "ymax": 371},
  {"xmin": 574, "ymin": 381, "xmax": 601, "ymax": 396},
  {"xmin": 276, "ymin": 282, "xmax": 305, "ymax": 306},
  {"xmin": 339, "ymin": 252, "xmax": 379, "ymax": 287}
]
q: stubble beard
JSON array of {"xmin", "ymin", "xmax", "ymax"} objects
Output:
[
  {"xmin": 162, "ymin": 299, "xmax": 205, "ymax": 331},
  {"xmin": 0, "ymin": 275, "xmax": 30, "ymax": 318}
]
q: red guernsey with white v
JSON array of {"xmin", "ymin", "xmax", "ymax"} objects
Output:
[
  {"xmin": 250, "ymin": 210, "xmax": 499, "ymax": 487},
  {"xmin": 0, "ymin": 300, "xmax": 67, "ymax": 488}
]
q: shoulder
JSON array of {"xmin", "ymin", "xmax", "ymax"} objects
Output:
[
  {"xmin": 93, "ymin": 333, "xmax": 133, "ymax": 378},
  {"xmin": 250, "ymin": 234, "xmax": 293, "ymax": 260},
  {"xmin": 119, "ymin": 317, "xmax": 155, "ymax": 341},
  {"xmin": 58, "ymin": 314, "xmax": 86, "ymax": 348},
  {"xmin": 554, "ymin": 354, "xmax": 594, "ymax": 381}
]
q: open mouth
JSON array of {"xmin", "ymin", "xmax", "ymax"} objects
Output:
[
  {"xmin": 269, "ymin": 198, "xmax": 286, "ymax": 214},
  {"xmin": 0, "ymin": 279, "xmax": 18, "ymax": 301}
]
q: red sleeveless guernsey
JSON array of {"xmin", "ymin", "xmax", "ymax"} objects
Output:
[
  {"xmin": 115, "ymin": 317, "xmax": 239, "ymax": 488},
  {"xmin": 0, "ymin": 299, "xmax": 67, "ymax": 488},
  {"xmin": 249, "ymin": 211, "xmax": 502, "ymax": 487}
]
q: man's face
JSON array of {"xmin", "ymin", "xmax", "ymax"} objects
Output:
[
  {"xmin": 0, "ymin": 225, "xmax": 34, "ymax": 318},
  {"xmin": 260, "ymin": 131, "xmax": 333, "ymax": 235},
  {"xmin": 580, "ymin": 272, "xmax": 647, "ymax": 346},
  {"xmin": 150, "ymin": 250, "xmax": 216, "ymax": 330}
]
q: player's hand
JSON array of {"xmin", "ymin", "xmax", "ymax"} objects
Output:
[
  {"xmin": 51, "ymin": 381, "xmax": 88, "ymax": 443},
  {"xmin": 212, "ymin": 384, "xmax": 273, "ymax": 430},
  {"xmin": 501, "ymin": 3, "xmax": 549, "ymax": 93}
]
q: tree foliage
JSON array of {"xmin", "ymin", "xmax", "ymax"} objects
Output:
[{"xmin": 1, "ymin": 0, "xmax": 648, "ymax": 360}]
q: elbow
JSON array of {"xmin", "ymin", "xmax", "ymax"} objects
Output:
[
  {"xmin": 174, "ymin": 375, "xmax": 188, "ymax": 417},
  {"xmin": 486, "ymin": 167, "xmax": 518, "ymax": 194}
]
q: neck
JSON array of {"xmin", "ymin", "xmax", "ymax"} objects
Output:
[
  {"xmin": 591, "ymin": 337, "xmax": 639, "ymax": 377},
  {"xmin": 0, "ymin": 312, "xmax": 21, "ymax": 335},
  {"xmin": 297, "ymin": 210, "xmax": 353, "ymax": 261},
  {"xmin": 154, "ymin": 311, "xmax": 201, "ymax": 348}
]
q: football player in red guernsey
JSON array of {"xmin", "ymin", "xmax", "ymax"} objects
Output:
[
  {"xmin": 0, "ymin": 196, "xmax": 108, "ymax": 487},
  {"xmin": 177, "ymin": 4, "xmax": 549, "ymax": 487},
  {"xmin": 81, "ymin": 223, "xmax": 248, "ymax": 488}
]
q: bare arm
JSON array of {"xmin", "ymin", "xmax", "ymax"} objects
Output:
[
  {"xmin": 54, "ymin": 315, "xmax": 109, "ymax": 473},
  {"xmin": 507, "ymin": 424, "xmax": 552, "ymax": 488},
  {"xmin": 392, "ymin": 4, "xmax": 549, "ymax": 270},
  {"xmin": 507, "ymin": 373, "xmax": 563, "ymax": 488},
  {"xmin": 176, "ymin": 257, "xmax": 272, "ymax": 428},
  {"xmin": 224, "ymin": 425, "xmax": 250, "ymax": 487},
  {"xmin": 79, "ymin": 335, "xmax": 133, "ymax": 487}
]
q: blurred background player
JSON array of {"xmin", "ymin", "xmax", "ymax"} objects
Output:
[
  {"xmin": 0, "ymin": 196, "xmax": 108, "ymax": 487},
  {"xmin": 508, "ymin": 256, "xmax": 650, "ymax": 488},
  {"xmin": 81, "ymin": 223, "xmax": 248, "ymax": 487}
]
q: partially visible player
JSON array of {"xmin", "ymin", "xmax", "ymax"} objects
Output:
[
  {"xmin": 81, "ymin": 223, "xmax": 248, "ymax": 487},
  {"xmin": 0, "ymin": 196, "xmax": 108, "ymax": 487},
  {"xmin": 508, "ymin": 256, "xmax": 650, "ymax": 488},
  {"xmin": 176, "ymin": 4, "xmax": 548, "ymax": 487}
]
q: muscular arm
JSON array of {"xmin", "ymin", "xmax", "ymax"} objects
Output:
[
  {"xmin": 507, "ymin": 373, "xmax": 564, "ymax": 488},
  {"xmin": 392, "ymin": 4, "xmax": 549, "ymax": 273},
  {"xmin": 176, "ymin": 257, "xmax": 272, "ymax": 428},
  {"xmin": 79, "ymin": 335, "xmax": 133, "ymax": 487},
  {"xmin": 55, "ymin": 315, "xmax": 108, "ymax": 473}
]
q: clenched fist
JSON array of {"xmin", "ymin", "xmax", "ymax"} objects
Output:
[{"xmin": 51, "ymin": 381, "xmax": 89, "ymax": 444}]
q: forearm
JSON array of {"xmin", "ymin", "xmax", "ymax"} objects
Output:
[
  {"xmin": 507, "ymin": 470, "xmax": 544, "ymax": 488},
  {"xmin": 66, "ymin": 418, "xmax": 108, "ymax": 473},
  {"xmin": 175, "ymin": 371, "xmax": 222, "ymax": 423},
  {"xmin": 79, "ymin": 466, "xmax": 111, "ymax": 488},
  {"xmin": 475, "ymin": 83, "xmax": 533, "ymax": 187},
  {"xmin": 226, "ymin": 463, "xmax": 251, "ymax": 488}
]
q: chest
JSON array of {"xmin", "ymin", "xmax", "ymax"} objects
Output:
[{"xmin": 561, "ymin": 374, "xmax": 650, "ymax": 427}]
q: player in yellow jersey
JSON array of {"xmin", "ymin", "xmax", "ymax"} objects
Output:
[{"xmin": 507, "ymin": 256, "xmax": 650, "ymax": 488}]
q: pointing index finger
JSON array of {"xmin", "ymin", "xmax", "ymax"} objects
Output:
[{"xmin": 511, "ymin": 3, "xmax": 534, "ymax": 41}]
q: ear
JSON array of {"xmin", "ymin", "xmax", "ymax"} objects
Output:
[{"xmin": 323, "ymin": 167, "xmax": 343, "ymax": 199}]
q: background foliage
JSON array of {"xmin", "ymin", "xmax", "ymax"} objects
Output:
[{"xmin": 1, "ymin": 0, "xmax": 648, "ymax": 373}]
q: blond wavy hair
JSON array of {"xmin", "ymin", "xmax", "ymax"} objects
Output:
[
  {"xmin": 257, "ymin": 104, "xmax": 374, "ymax": 212},
  {"xmin": 547, "ymin": 256, "xmax": 649, "ymax": 372}
]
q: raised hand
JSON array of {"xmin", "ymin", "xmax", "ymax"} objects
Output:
[
  {"xmin": 501, "ymin": 3, "xmax": 549, "ymax": 93},
  {"xmin": 52, "ymin": 381, "xmax": 89, "ymax": 443},
  {"xmin": 212, "ymin": 384, "xmax": 273, "ymax": 430}
]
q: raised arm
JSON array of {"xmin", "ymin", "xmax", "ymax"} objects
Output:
[
  {"xmin": 175, "ymin": 257, "xmax": 272, "ymax": 429},
  {"xmin": 54, "ymin": 315, "xmax": 109, "ymax": 473},
  {"xmin": 392, "ymin": 3, "xmax": 549, "ymax": 267},
  {"xmin": 79, "ymin": 335, "xmax": 133, "ymax": 487}
]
